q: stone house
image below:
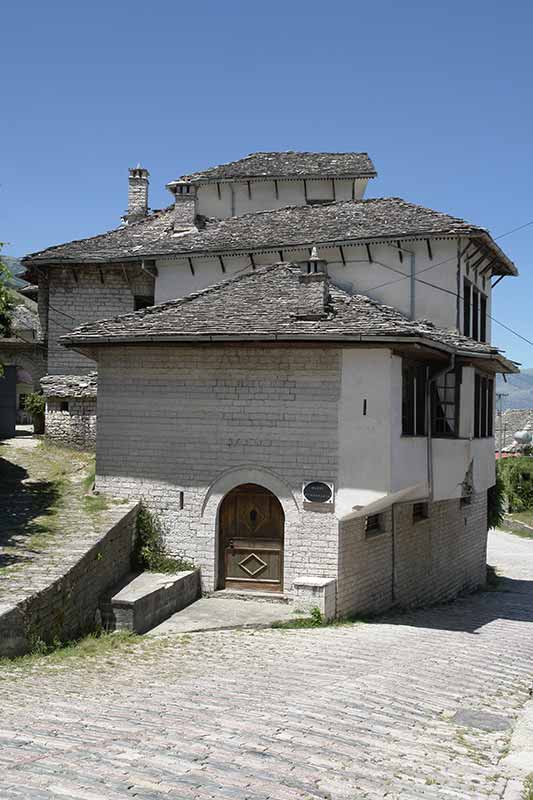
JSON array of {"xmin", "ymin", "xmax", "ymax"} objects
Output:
[
  {"xmin": 0, "ymin": 298, "xmax": 46, "ymax": 437},
  {"xmin": 61, "ymin": 260, "xmax": 515, "ymax": 615},
  {"xmin": 20, "ymin": 150, "xmax": 520, "ymax": 614}
]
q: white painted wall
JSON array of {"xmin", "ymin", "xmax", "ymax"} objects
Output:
[
  {"xmin": 155, "ymin": 237, "xmax": 468, "ymax": 336},
  {"xmin": 196, "ymin": 178, "xmax": 368, "ymax": 219},
  {"xmin": 337, "ymin": 348, "xmax": 392, "ymax": 515}
]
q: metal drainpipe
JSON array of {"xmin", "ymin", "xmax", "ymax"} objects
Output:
[
  {"xmin": 426, "ymin": 354, "xmax": 455, "ymax": 501},
  {"xmin": 410, "ymin": 251, "xmax": 416, "ymax": 320}
]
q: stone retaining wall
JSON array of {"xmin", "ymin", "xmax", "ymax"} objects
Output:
[
  {"xmin": 337, "ymin": 491, "xmax": 488, "ymax": 618},
  {"xmin": 0, "ymin": 503, "xmax": 139, "ymax": 658}
]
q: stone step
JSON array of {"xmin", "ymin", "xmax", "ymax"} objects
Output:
[
  {"xmin": 205, "ymin": 588, "xmax": 291, "ymax": 604},
  {"xmin": 100, "ymin": 569, "xmax": 201, "ymax": 634}
]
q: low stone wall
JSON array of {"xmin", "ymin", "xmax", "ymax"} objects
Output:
[
  {"xmin": 45, "ymin": 397, "xmax": 97, "ymax": 448},
  {"xmin": 110, "ymin": 570, "xmax": 201, "ymax": 633},
  {"xmin": 0, "ymin": 503, "xmax": 139, "ymax": 658},
  {"xmin": 337, "ymin": 491, "xmax": 488, "ymax": 618}
]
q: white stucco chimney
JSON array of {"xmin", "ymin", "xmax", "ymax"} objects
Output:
[{"xmin": 126, "ymin": 165, "xmax": 150, "ymax": 223}]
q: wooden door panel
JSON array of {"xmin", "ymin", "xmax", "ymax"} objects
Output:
[{"xmin": 219, "ymin": 484, "xmax": 284, "ymax": 591}]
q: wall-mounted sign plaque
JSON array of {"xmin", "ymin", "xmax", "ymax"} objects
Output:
[{"xmin": 303, "ymin": 481, "xmax": 333, "ymax": 504}]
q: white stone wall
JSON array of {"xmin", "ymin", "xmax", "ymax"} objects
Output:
[
  {"xmin": 337, "ymin": 490, "xmax": 488, "ymax": 617},
  {"xmin": 45, "ymin": 398, "xmax": 97, "ymax": 448},
  {"xmin": 195, "ymin": 178, "xmax": 369, "ymax": 219},
  {"xmin": 46, "ymin": 265, "xmax": 154, "ymax": 375},
  {"xmin": 155, "ymin": 237, "xmax": 491, "ymax": 340},
  {"xmin": 95, "ymin": 345, "xmax": 341, "ymax": 591}
]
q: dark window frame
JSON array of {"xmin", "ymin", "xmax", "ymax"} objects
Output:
[
  {"xmin": 134, "ymin": 295, "xmax": 155, "ymax": 311},
  {"xmin": 60, "ymin": 400, "xmax": 69, "ymax": 412},
  {"xmin": 431, "ymin": 367, "xmax": 461, "ymax": 438},
  {"xmin": 365, "ymin": 514, "xmax": 382, "ymax": 537},
  {"xmin": 402, "ymin": 361, "xmax": 428, "ymax": 436},
  {"xmin": 413, "ymin": 502, "xmax": 429, "ymax": 523},
  {"xmin": 474, "ymin": 372, "xmax": 494, "ymax": 439},
  {"xmin": 463, "ymin": 278, "xmax": 471, "ymax": 337}
]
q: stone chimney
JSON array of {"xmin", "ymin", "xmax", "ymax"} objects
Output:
[
  {"xmin": 126, "ymin": 165, "xmax": 150, "ymax": 223},
  {"xmin": 296, "ymin": 248, "xmax": 329, "ymax": 320}
]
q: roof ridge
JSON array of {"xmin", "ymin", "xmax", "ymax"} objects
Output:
[{"xmin": 22, "ymin": 206, "xmax": 175, "ymax": 262}]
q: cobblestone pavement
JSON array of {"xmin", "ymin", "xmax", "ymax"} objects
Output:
[{"xmin": 1, "ymin": 529, "xmax": 533, "ymax": 800}]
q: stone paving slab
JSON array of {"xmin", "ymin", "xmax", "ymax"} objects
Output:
[
  {"xmin": 0, "ymin": 529, "xmax": 532, "ymax": 799},
  {"xmin": 147, "ymin": 596, "xmax": 303, "ymax": 635}
]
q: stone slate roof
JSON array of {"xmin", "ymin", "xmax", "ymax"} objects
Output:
[
  {"xmin": 41, "ymin": 372, "xmax": 98, "ymax": 399},
  {"xmin": 23, "ymin": 198, "xmax": 517, "ymax": 276},
  {"xmin": 495, "ymin": 408, "xmax": 533, "ymax": 452},
  {"xmin": 61, "ymin": 264, "xmax": 516, "ymax": 372},
  {"xmin": 174, "ymin": 151, "xmax": 377, "ymax": 182}
]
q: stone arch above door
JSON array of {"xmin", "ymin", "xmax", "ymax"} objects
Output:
[{"xmin": 201, "ymin": 465, "xmax": 300, "ymax": 522}]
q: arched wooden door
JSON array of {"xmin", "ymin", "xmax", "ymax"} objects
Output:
[{"xmin": 218, "ymin": 484, "xmax": 284, "ymax": 592}]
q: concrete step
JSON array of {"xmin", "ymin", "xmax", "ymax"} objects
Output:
[
  {"xmin": 99, "ymin": 569, "xmax": 201, "ymax": 634},
  {"xmin": 205, "ymin": 588, "xmax": 291, "ymax": 604}
]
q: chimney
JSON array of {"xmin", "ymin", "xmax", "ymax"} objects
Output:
[{"xmin": 126, "ymin": 165, "xmax": 150, "ymax": 223}]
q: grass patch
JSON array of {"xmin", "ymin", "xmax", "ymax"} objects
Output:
[
  {"xmin": 83, "ymin": 494, "xmax": 110, "ymax": 514},
  {"xmin": 505, "ymin": 512, "xmax": 533, "ymax": 539},
  {"xmin": 0, "ymin": 630, "xmax": 141, "ymax": 675},
  {"xmin": 272, "ymin": 606, "xmax": 368, "ymax": 629},
  {"xmin": 522, "ymin": 773, "xmax": 533, "ymax": 800},
  {"xmin": 133, "ymin": 504, "xmax": 194, "ymax": 573}
]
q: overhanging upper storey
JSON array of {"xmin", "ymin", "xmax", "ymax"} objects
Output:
[{"xmin": 166, "ymin": 151, "xmax": 378, "ymax": 218}]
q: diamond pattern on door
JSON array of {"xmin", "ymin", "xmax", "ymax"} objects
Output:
[{"xmin": 238, "ymin": 552, "xmax": 268, "ymax": 577}]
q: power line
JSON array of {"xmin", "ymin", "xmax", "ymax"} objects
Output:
[{"xmin": 360, "ymin": 217, "xmax": 533, "ymax": 297}]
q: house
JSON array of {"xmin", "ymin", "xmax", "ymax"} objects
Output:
[
  {"xmin": 0, "ymin": 296, "xmax": 46, "ymax": 437},
  {"xmin": 495, "ymin": 408, "xmax": 533, "ymax": 455},
  {"xmin": 59, "ymin": 260, "xmax": 515, "ymax": 614},
  {"xmin": 19, "ymin": 150, "xmax": 520, "ymax": 615}
]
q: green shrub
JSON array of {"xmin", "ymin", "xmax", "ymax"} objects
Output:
[
  {"xmin": 487, "ymin": 464, "xmax": 506, "ymax": 528},
  {"xmin": 499, "ymin": 456, "xmax": 533, "ymax": 512},
  {"xmin": 24, "ymin": 392, "xmax": 46, "ymax": 417},
  {"xmin": 133, "ymin": 503, "xmax": 194, "ymax": 573}
]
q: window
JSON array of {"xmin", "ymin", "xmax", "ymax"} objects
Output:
[
  {"xmin": 134, "ymin": 295, "xmax": 154, "ymax": 311},
  {"xmin": 463, "ymin": 279, "xmax": 471, "ymax": 336},
  {"xmin": 365, "ymin": 514, "xmax": 382, "ymax": 536},
  {"xmin": 431, "ymin": 368, "xmax": 460, "ymax": 437},
  {"xmin": 60, "ymin": 401, "xmax": 69, "ymax": 412},
  {"xmin": 474, "ymin": 374, "xmax": 494, "ymax": 438},
  {"xmin": 402, "ymin": 362, "xmax": 428, "ymax": 436},
  {"xmin": 472, "ymin": 288, "xmax": 479, "ymax": 341},
  {"xmin": 413, "ymin": 502, "xmax": 429, "ymax": 523},
  {"xmin": 480, "ymin": 295, "xmax": 487, "ymax": 342},
  {"xmin": 463, "ymin": 278, "xmax": 487, "ymax": 342}
]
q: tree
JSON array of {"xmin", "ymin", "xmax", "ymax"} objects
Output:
[{"xmin": 0, "ymin": 244, "xmax": 15, "ymax": 375}]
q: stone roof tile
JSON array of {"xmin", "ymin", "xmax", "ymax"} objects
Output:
[
  {"xmin": 60, "ymin": 264, "xmax": 516, "ymax": 371},
  {"xmin": 175, "ymin": 151, "xmax": 377, "ymax": 182},
  {"xmin": 24, "ymin": 198, "xmax": 516, "ymax": 277}
]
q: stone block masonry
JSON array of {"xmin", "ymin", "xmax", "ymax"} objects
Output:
[
  {"xmin": 0, "ymin": 503, "xmax": 139, "ymax": 658},
  {"xmin": 337, "ymin": 490, "xmax": 488, "ymax": 618},
  {"xmin": 95, "ymin": 344, "xmax": 341, "ymax": 592},
  {"xmin": 44, "ymin": 264, "xmax": 154, "ymax": 375},
  {"xmin": 45, "ymin": 397, "xmax": 97, "ymax": 447}
]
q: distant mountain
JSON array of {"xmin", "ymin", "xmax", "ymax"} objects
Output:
[
  {"xmin": 1, "ymin": 256, "xmax": 28, "ymax": 289},
  {"xmin": 497, "ymin": 368, "xmax": 533, "ymax": 410}
]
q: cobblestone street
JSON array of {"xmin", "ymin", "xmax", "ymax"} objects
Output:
[{"xmin": 1, "ymin": 529, "xmax": 532, "ymax": 799}]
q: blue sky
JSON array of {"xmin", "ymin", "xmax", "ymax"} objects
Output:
[{"xmin": 2, "ymin": 0, "xmax": 532, "ymax": 365}]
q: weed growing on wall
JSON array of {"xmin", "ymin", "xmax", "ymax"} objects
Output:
[{"xmin": 133, "ymin": 503, "xmax": 194, "ymax": 573}]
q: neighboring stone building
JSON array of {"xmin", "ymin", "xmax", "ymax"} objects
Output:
[
  {"xmin": 61, "ymin": 262, "xmax": 515, "ymax": 615},
  {"xmin": 40, "ymin": 373, "xmax": 97, "ymax": 448},
  {"xmin": 495, "ymin": 408, "xmax": 533, "ymax": 454},
  {"xmin": 0, "ymin": 297, "xmax": 46, "ymax": 437}
]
